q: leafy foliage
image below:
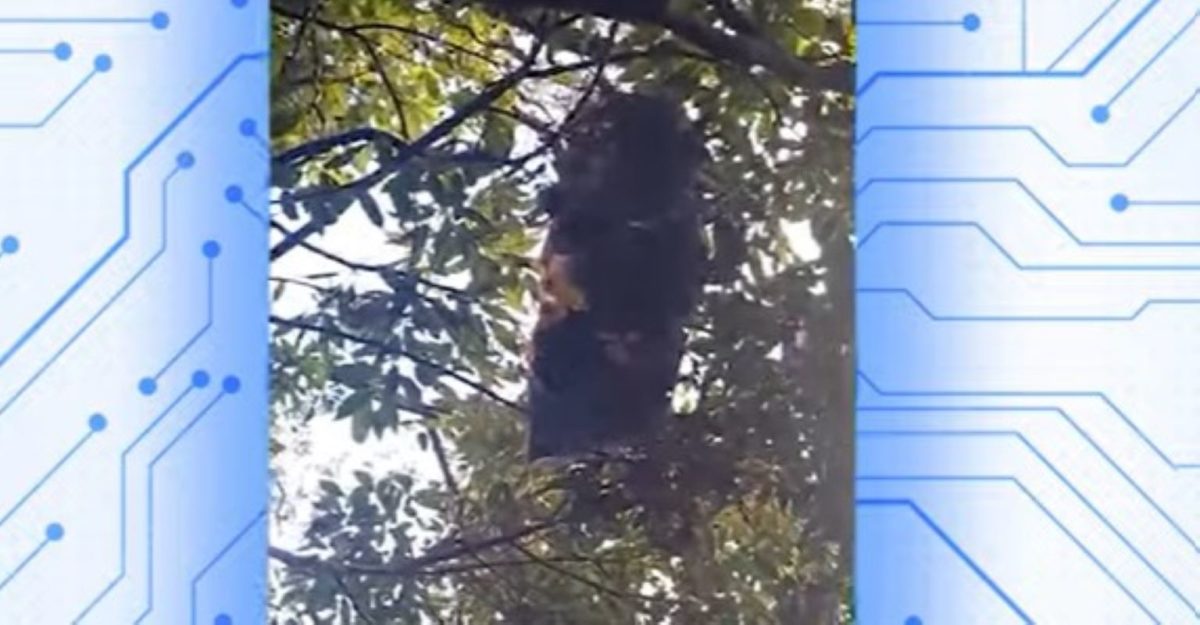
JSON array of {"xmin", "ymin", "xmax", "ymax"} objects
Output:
[{"xmin": 268, "ymin": 0, "xmax": 853, "ymax": 622}]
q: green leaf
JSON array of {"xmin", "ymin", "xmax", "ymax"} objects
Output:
[
  {"xmin": 331, "ymin": 362, "xmax": 376, "ymax": 387},
  {"xmin": 318, "ymin": 480, "xmax": 344, "ymax": 497},
  {"xmin": 350, "ymin": 410, "xmax": 370, "ymax": 443},
  {"xmin": 398, "ymin": 375, "xmax": 423, "ymax": 404},
  {"xmin": 337, "ymin": 389, "xmax": 372, "ymax": 419},
  {"xmin": 794, "ymin": 8, "xmax": 827, "ymax": 38},
  {"xmin": 481, "ymin": 115, "xmax": 516, "ymax": 157}
]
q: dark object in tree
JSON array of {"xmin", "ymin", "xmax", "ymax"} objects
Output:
[{"xmin": 526, "ymin": 93, "xmax": 706, "ymax": 461}]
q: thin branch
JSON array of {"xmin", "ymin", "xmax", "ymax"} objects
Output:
[
  {"xmin": 524, "ymin": 42, "xmax": 710, "ymax": 79},
  {"xmin": 275, "ymin": 4, "xmax": 416, "ymax": 136},
  {"xmin": 415, "ymin": 555, "xmax": 615, "ymax": 577},
  {"xmin": 279, "ymin": 69, "xmax": 372, "ymax": 90},
  {"xmin": 272, "ymin": 4, "xmax": 504, "ymax": 66},
  {"xmin": 269, "ymin": 518, "xmax": 561, "ymax": 577},
  {"xmin": 435, "ymin": 6, "xmax": 524, "ymax": 57},
  {"xmin": 268, "ymin": 41, "xmax": 704, "ymax": 245},
  {"xmin": 486, "ymin": 106, "xmax": 555, "ymax": 135},
  {"xmin": 270, "ymin": 219, "xmax": 470, "ymax": 299},
  {"xmin": 270, "ymin": 314, "xmax": 524, "ymax": 413},
  {"xmin": 273, "ymin": 43, "xmax": 697, "ymax": 170},
  {"xmin": 330, "ymin": 571, "xmax": 379, "ymax": 624},
  {"xmin": 271, "ymin": 275, "xmax": 332, "ymax": 293},
  {"xmin": 278, "ymin": 0, "xmax": 323, "ymax": 81},
  {"xmin": 509, "ymin": 543, "xmax": 676, "ymax": 606},
  {"xmin": 427, "ymin": 426, "xmax": 462, "ymax": 498},
  {"xmin": 271, "ymin": 41, "xmax": 545, "ymax": 261},
  {"xmin": 501, "ymin": 21, "xmax": 619, "ymax": 174},
  {"xmin": 355, "ymin": 30, "xmax": 412, "ymax": 137}
]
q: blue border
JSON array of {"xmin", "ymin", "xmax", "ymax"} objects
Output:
[
  {"xmin": 0, "ymin": 1, "xmax": 268, "ymax": 622},
  {"xmin": 857, "ymin": 0, "xmax": 1200, "ymax": 622}
]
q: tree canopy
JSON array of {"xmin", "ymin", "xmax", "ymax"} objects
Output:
[{"xmin": 267, "ymin": 0, "xmax": 854, "ymax": 622}]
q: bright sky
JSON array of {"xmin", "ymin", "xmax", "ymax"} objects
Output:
[{"xmin": 270, "ymin": 211, "xmax": 447, "ymax": 547}]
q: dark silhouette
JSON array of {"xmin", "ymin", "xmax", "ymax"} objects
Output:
[{"xmin": 526, "ymin": 93, "xmax": 706, "ymax": 460}]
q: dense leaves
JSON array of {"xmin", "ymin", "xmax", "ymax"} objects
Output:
[{"xmin": 269, "ymin": 0, "xmax": 853, "ymax": 623}]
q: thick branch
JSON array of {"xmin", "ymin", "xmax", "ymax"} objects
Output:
[
  {"xmin": 476, "ymin": 0, "xmax": 852, "ymax": 93},
  {"xmin": 659, "ymin": 11, "xmax": 851, "ymax": 94}
]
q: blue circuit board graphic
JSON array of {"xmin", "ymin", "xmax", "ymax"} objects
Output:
[
  {"xmin": 0, "ymin": 1, "xmax": 267, "ymax": 623},
  {"xmin": 857, "ymin": 0, "xmax": 1200, "ymax": 623}
]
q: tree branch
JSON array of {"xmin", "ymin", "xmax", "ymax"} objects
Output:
[
  {"xmin": 269, "ymin": 518, "xmax": 561, "ymax": 577},
  {"xmin": 277, "ymin": 0, "xmax": 321, "ymax": 81},
  {"xmin": 508, "ymin": 543, "xmax": 676, "ymax": 606},
  {"xmin": 272, "ymin": 43, "xmax": 695, "ymax": 168},
  {"xmin": 414, "ymin": 555, "xmax": 607, "ymax": 576},
  {"xmin": 274, "ymin": 126, "xmax": 399, "ymax": 168},
  {"xmin": 474, "ymin": 0, "xmax": 852, "ymax": 93},
  {"xmin": 271, "ymin": 39, "xmax": 545, "ymax": 261},
  {"xmin": 659, "ymin": 11, "xmax": 851, "ymax": 94},
  {"xmin": 272, "ymin": 3, "xmax": 505, "ymax": 67},
  {"xmin": 427, "ymin": 426, "xmax": 462, "ymax": 499},
  {"xmin": 270, "ymin": 275, "xmax": 332, "ymax": 293},
  {"xmin": 268, "ymin": 40, "xmax": 704, "ymax": 251},
  {"xmin": 269, "ymin": 219, "xmax": 470, "ymax": 300},
  {"xmin": 355, "ymin": 30, "xmax": 412, "ymax": 137},
  {"xmin": 330, "ymin": 571, "xmax": 379, "ymax": 624},
  {"xmin": 270, "ymin": 314, "xmax": 524, "ymax": 413}
]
